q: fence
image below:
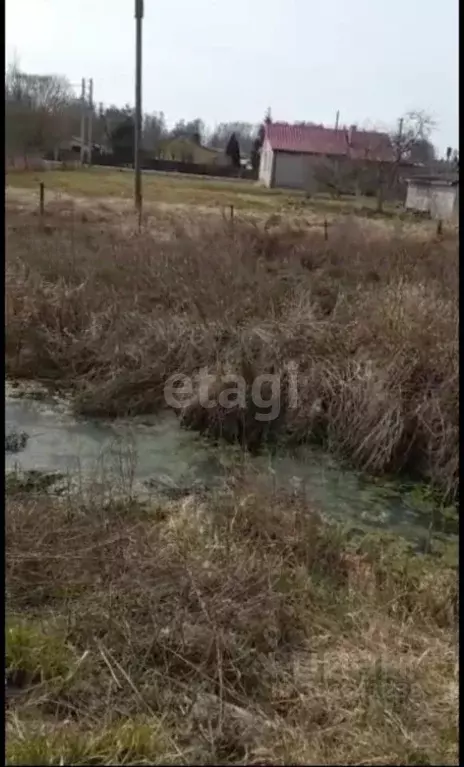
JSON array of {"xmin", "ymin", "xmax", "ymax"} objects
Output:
[
  {"xmin": 6, "ymin": 154, "xmax": 48, "ymax": 171},
  {"xmin": 94, "ymin": 153, "xmax": 257, "ymax": 180},
  {"xmin": 42, "ymin": 149, "xmax": 257, "ymax": 181}
]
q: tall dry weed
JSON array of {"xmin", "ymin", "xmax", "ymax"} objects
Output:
[{"xmin": 5, "ymin": 204, "xmax": 459, "ymax": 497}]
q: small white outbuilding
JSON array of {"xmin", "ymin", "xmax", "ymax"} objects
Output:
[{"xmin": 405, "ymin": 176, "xmax": 459, "ymax": 221}]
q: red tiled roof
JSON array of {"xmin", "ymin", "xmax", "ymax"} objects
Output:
[{"xmin": 265, "ymin": 122, "xmax": 394, "ymax": 162}]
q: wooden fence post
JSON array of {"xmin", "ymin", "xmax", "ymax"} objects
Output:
[
  {"xmin": 39, "ymin": 182, "xmax": 45, "ymax": 217},
  {"xmin": 324, "ymin": 218, "xmax": 328, "ymax": 241}
]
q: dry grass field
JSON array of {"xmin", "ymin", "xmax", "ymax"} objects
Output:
[
  {"xmin": 6, "ymin": 473, "xmax": 458, "ymax": 766},
  {"xmin": 5, "ymin": 173, "xmax": 459, "ymax": 765},
  {"xmin": 6, "ymin": 165, "xmax": 408, "ymax": 217},
  {"xmin": 6, "ymin": 187, "xmax": 458, "ymax": 497}
]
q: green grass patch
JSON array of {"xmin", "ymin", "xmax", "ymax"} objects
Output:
[
  {"xmin": 6, "ymin": 167, "xmax": 402, "ymax": 218},
  {"xmin": 6, "ymin": 618, "xmax": 74, "ymax": 688},
  {"xmin": 6, "ymin": 718, "xmax": 173, "ymax": 766}
]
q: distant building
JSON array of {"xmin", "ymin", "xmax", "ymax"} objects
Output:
[
  {"xmin": 54, "ymin": 136, "xmax": 112, "ymax": 163},
  {"xmin": 155, "ymin": 137, "xmax": 230, "ymax": 166},
  {"xmin": 259, "ymin": 122, "xmax": 394, "ymax": 191},
  {"xmin": 405, "ymin": 176, "xmax": 459, "ymax": 221}
]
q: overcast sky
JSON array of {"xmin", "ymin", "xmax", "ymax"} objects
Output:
[{"xmin": 6, "ymin": 0, "xmax": 458, "ymax": 155}]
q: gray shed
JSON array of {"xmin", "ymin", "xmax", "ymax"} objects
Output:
[{"xmin": 405, "ymin": 176, "xmax": 459, "ymax": 221}]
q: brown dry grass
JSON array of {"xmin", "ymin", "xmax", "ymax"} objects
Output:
[
  {"xmin": 6, "ymin": 199, "xmax": 458, "ymax": 499},
  {"xmin": 6, "ymin": 166, "xmax": 294, "ymax": 213},
  {"xmin": 5, "ymin": 196, "xmax": 459, "ymax": 764},
  {"xmin": 6, "ymin": 475, "xmax": 458, "ymax": 765}
]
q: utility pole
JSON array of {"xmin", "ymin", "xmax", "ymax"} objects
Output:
[
  {"xmin": 396, "ymin": 117, "xmax": 404, "ymax": 164},
  {"xmin": 80, "ymin": 77, "xmax": 86, "ymax": 166},
  {"xmin": 134, "ymin": 0, "xmax": 144, "ymax": 226},
  {"xmin": 88, "ymin": 78, "xmax": 94, "ymax": 166}
]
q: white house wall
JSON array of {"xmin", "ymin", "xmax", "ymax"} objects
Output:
[
  {"xmin": 430, "ymin": 188, "xmax": 457, "ymax": 220},
  {"xmin": 258, "ymin": 139, "xmax": 274, "ymax": 187},
  {"xmin": 274, "ymin": 151, "xmax": 309, "ymax": 190},
  {"xmin": 405, "ymin": 184, "xmax": 430, "ymax": 212},
  {"xmin": 406, "ymin": 184, "xmax": 458, "ymax": 220},
  {"xmin": 271, "ymin": 152, "xmax": 337, "ymax": 192}
]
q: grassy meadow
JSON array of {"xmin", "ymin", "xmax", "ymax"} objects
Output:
[
  {"xmin": 6, "ymin": 165, "xmax": 405, "ymax": 217},
  {"xmin": 6, "ymin": 166, "xmax": 299, "ymax": 212},
  {"xmin": 5, "ymin": 172, "xmax": 459, "ymax": 765}
]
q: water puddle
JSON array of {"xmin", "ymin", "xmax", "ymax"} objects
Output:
[
  {"xmin": 6, "ymin": 384, "xmax": 457, "ymax": 548},
  {"xmin": 252, "ymin": 449, "xmax": 456, "ymax": 545},
  {"xmin": 5, "ymin": 386, "xmax": 221, "ymax": 493}
]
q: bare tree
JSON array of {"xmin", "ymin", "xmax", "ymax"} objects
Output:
[
  {"xmin": 170, "ymin": 118, "xmax": 205, "ymax": 143},
  {"xmin": 359, "ymin": 110, "xmax": 436, "ymax": 212},
  {"xmin": 5, "ymin": 63, "xmax": 75, "ymax": 165},
  {"xmin": 391, "ymin": 110, "xmax": 436, "ymax": 164}
]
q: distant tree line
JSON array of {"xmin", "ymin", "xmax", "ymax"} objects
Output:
[
  {"xmin": 6, "ymin": 62, "xmax": 456, "ymax": 183},
  {"xmin": 5, "ymin": 62, "xmax": 79, "ymax": 164},
  {"xmin": 5, "ymin": 62, "xmax": 270, "ymax": 168}
]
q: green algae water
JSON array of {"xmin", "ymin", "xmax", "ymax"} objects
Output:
[{"xmin": 6, "ymin": 382, "xmax": 457, "ymax": 549}]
